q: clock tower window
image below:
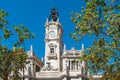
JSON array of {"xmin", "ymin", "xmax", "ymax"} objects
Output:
[{"xmin": 50, "ymin": 47, "xmax": 54, "ymax": 53}]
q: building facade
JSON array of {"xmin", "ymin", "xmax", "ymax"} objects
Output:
[
  {"xmin": 0, "ymin": 8, "xmax": 102, "ymax": 80},
  {"xmin": 35, "ymin": 8, "xmax": 88, "ymax": 80},
  {"xmin": 19, "ymin": 45, "xmax": 44, "ymax": 80}
]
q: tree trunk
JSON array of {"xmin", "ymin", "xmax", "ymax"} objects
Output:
[{"xmin": 2, "ymin": 73, "xmax": 8, "ymax": 80}]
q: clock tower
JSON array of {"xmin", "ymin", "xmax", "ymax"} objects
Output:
[{"xmin": 44, "ymin": 8, "xmax": 63, "ymax": 71}]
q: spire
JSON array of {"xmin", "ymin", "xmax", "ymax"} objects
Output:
[
  {"xmin": 30, "ymin": 45, "xmax": 33, "ymax": 52},
  {"xmin": 82, "ymin": 44, "xmax": 84, "ymax": 50},
  {"xmin": 42, "ymin": 57, "xmax": 44, "ymax": 63},
  {"xmin": 63, "ymin": 44, "xmax": 66, "ymax": 52},
  {"xmin": 13, "ymin": 46, "xmax": 16, "ymax": 51},
  {"xmin": 57, "ymin": 17, "xmax": 59, "ymax": 22},
  {"xmin": 30, "ymin": 45, "xmax": 33, "ymax": 57},
  {"xmin": 46, "ymin": 18, "xmax": 49, "ymax": 23}
]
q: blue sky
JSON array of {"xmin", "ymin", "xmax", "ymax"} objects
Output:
[{"xmin": 0, "ymin": 0, "xmax": 93, "ymax": 59}]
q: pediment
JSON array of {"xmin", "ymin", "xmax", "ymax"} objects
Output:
[{"xmin": 48, "ymin": 43, "xmax": 57, "ymax": 47}]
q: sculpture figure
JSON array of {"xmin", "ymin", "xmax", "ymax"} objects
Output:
[{"xmin": 48, "ymin": 7, "xmax": 59, "ymax": 21}]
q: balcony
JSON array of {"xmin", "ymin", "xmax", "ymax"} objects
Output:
[{"xmin": 47, "ymin": 53, "xmax": 57, "ymax": 60}]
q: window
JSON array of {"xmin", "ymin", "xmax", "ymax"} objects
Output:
[
  {"xmin": 69, "ymin": 61, "xmax": 70, "ymax": 70},
  {"xmin": 28, "ymin": 67, "xmax": 31, "ymax": 75},
  {"xmin": 50, "ymin": 48, "xmax": 54, "ymax": 53},
  {"xmin": 36, "ymin": 65, "xmax": 40, "ymax": 72}
]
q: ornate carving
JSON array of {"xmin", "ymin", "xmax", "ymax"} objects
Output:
[
  {"xmin": 48, "ymin": 7, "xmax": 59, "ymax": 21},
  {"xmin": 47, "ymin": 53, "xmax": 57, "ymax": 60},
  {"xmin": 48, "ymin": 43, "xmax": 57, "ymax": 47},
  {"xmin": 41, "ymin": 62, "xmax": 58, "ymax": 71}
]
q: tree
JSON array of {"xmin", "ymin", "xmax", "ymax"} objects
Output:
[
  {"xmin": 0, "ymin": 10, "xmax": 34, "ymax": 80},
  {"xmin": 71, "ymin": 0, "xmax": 120, "ymax": 79}
]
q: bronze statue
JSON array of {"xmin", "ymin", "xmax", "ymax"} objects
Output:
[{"xmin": 49, "ymin": 7, "xmax": 59, "ymax": 21}]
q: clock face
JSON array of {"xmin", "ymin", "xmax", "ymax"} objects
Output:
[{"xmin": 49, "ymin": 31, "xmax": 55, "ymax": 38}]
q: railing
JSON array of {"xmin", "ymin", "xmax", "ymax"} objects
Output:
[{"xmin": 36, "ymin": 71, "xmax": 59, "ymax": 77}]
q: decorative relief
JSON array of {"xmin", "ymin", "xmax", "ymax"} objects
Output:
[
  {"xmin": 47, "ymin": 53, "xmax": 57, "ymax": 60},
  {"xmin": 48, "ymin": 43, "xmax": 57, "ymax": 47},
  {"xmin": 62, "ymin": 50, "xmax": 82, "ymax": 58},
  {"xmin": 41, "ymin": 62, "xmax": 58, "ymax": 71}
]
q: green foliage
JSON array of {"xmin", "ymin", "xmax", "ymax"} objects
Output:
[
  {"xmin": 11, "ymin": 47, "xmax": 28, "ymax": 80},
  {"xmin": 0, "ymin": 46, "xmax": 28, "ymax": 80},
  {"xmin": 71, "ymin": 0, "xmax": 120, "ymax": 79},
  {"xmin": 14, "ymin": 24, "xmax": 34, "ymax": 46},
  {"xmin": 0, "ymin": 9, "xmax": 34, "ymax": 80}
]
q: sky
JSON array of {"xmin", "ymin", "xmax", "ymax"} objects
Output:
[{"xmin": 0, "ymin": 0, "xmax": 93, "ymax": 59}]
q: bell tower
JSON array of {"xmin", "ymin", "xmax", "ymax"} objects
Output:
[{"xmin": 44, "ymin": 8, "xmax": 63, "ymax": 71}]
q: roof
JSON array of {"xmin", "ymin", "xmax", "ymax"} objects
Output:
[{"xmin": 62, "ymin": 47, "xmax": 84, "ymax": 58}]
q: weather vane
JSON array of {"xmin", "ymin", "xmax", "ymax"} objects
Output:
[{"xmin": 48, "ymin": 7, "xmax": 59, "ymax": 21}]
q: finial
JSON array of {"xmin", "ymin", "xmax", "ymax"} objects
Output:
[
  {"xmin": 71, "ymin": 47, "xmax": 75, "ymax": 50},
  {"xmin": 42, "ymin": 57, "xmax": 44, "ymax": 62},
  {"xmin": 13, "ymin": 47, "xmax": 16, "ymax": 51},
  {"xmin": 82, "ymin": 44, "xmax": 84, "ymax": 50},
  {"xmin": 30, "ymin": 45, "xmax": 33, "ymax": 52},
  {"xmin": 64, "ymin": 44, "xmax": 66, "ymax": 52},
  {"xmin": 48, "ymin": 7, "xmax": 59, "ymax": 22},
  {"xmin": 57, "ymin": 18, "xmax": 59, "ymax": 22},
  {"xmin": 30, "ymin": 45, "xmax": 34, "ymax": 57},
  {"xmin": 46, "ymin": 18, "xmax": 49, "ymax": 23}
]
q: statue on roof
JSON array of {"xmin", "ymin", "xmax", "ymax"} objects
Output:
[{"xmin": 48, "ymin": 7, "xmax": 59, "ymax": 21}]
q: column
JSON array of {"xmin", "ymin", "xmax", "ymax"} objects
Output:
[
  {"xmin": 66, "ymin": 60, "xmax": 69, "ymax": 70},
  {"xmin": 70, "ymin": 61, "xmax": 72, "ymax": 70},
  {"xmin": 75, "ymin": 61, "xmax": 76, "ymax": 70},
  {"xmin": 72, "ymin": 61, "xmax": 73, "ymax": 70},
  {"xmin": 72, "ymin": 61, "xmax": 74, "ymax": 70},
  {"xmin": 75, "ymin": 61, "xmax": 77, "ymax": 70},
  {"xmin": 78, "ymin": 61, "xmax": 80, "ymax": 70},
  {"xmin": 65, "ymin": 60, "xmax": 68, "ymax": 70},
  {"xmin": 69, "ymin": 61, "xmax": 70, "ymax": 70},
  {"xmin": 77, "ymin": 61, "xmax": 78, "ymax": 70},
  {"xmin": 73, "ymin": 61, "xmax": 75, "ymax": 70}
]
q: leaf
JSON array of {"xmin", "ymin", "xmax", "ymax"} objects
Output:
[{"xmin": 70, "ymin": 0, "xmax": 120, "ymax": 79}]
